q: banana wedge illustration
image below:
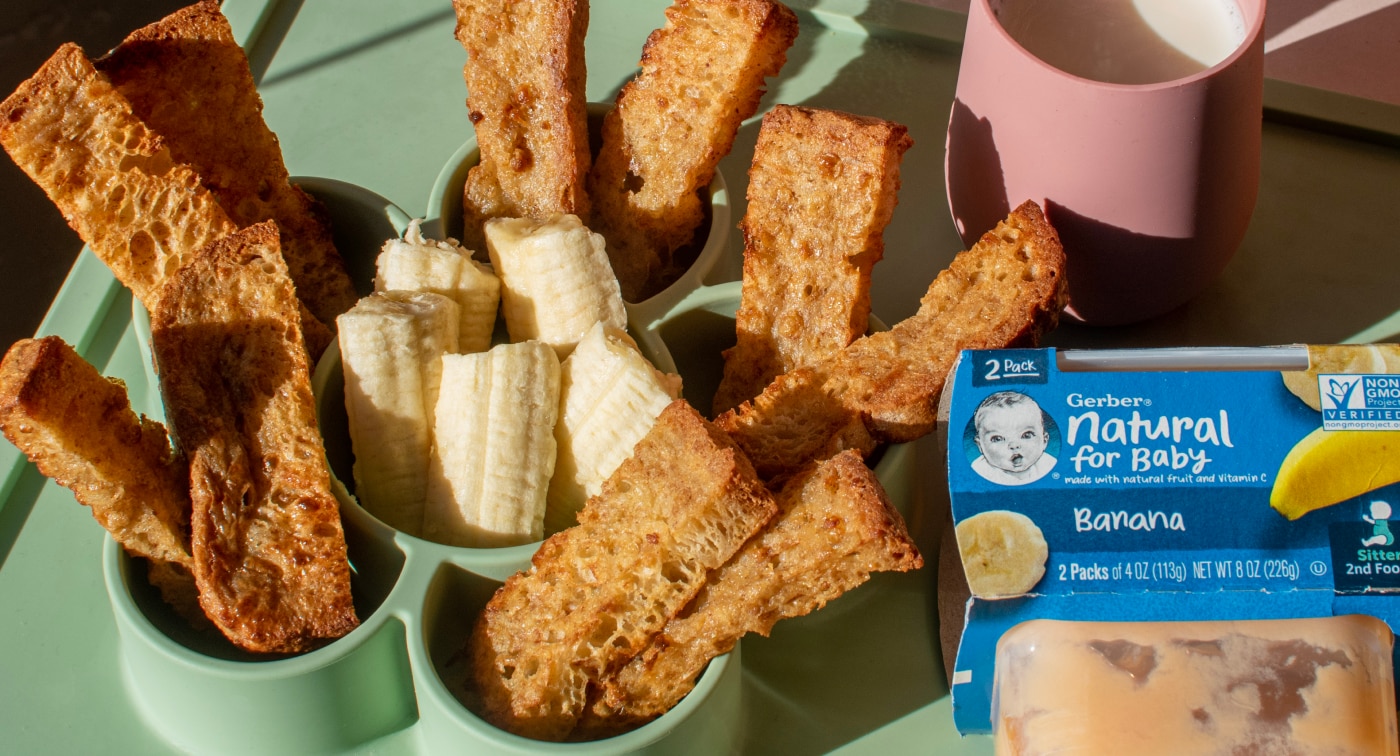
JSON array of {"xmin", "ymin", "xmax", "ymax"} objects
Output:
[{"xmin": 1270, "ymin": 428, "xmax": 1400, "ymax": 520}]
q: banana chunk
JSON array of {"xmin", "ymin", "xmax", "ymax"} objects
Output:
[
  {"xmin": 484, "ymin": 214, "xmax": 627, "ymax": 358},
  {"xmin": 338, "ymin": 291, "xmax": 460, "ymax": 534},
  {"xmin": 425, "ymin": 340, "xmax": 561, "ymax": 547},
  {"xmin": 955, "ymin": 509, "xmax": 1048, "ymax": 598},
  {"xmin": 547, "ymin": 322, "xmax": 682, "ymax": 532},
  {"xmin": 375, "ymin": 219, "xmax": 501, "ymax": 354}
]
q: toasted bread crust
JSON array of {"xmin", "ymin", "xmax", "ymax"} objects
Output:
[
  {"xmin": 469, "ymin": 400, "xmax": 777, "ymax": 741},
  {"xmin": 151, "ymin": 222, "xmax": 357, "ymax": 653},
  {"xmin": 718, "ymin": 201, "xmax": 1068, "ymax": 480},
  {"xmin": 0, "ymin": 4, "xmax": 349, "ymax": 343},
  {"xmin": 0, "ymin": 43, "xmax": 239, "ymax": 311},
  {"xmin": 578, "ymin": 450, "xmax": 922, "ymax": 735},
  {"xmin": 590, "ymin": 0, "xmax": 797, "ymax": 300},
  {"xmin": 714, "ymin": 106, "xmax": 912, "ymax": 413},
  {"xmin": 453, "ymin": 0, "xmax": 592, "ymax": 251},
  {"xmin": 834, "ymin": 200, "xmax": 1067, "ymax": 437},
  {"xmin": 97, "ymin": 0, "xmax": 357, "ymax": 327},
  {"xmin": 0, "ymin": 336, "xmax": 192, "ymax": 566}
]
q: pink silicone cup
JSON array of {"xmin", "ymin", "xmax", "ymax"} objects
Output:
[{"xmin": 946, "ymin": 0, "xmax": 1267, "ymax": 325}]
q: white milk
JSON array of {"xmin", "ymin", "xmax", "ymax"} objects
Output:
[{"xmin": 994, "ymin": 0, "xmax": 1248, "ymax": 85}]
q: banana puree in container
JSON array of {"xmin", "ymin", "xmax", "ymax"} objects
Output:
[{"xmin": 991, "ymin": 615, "xmax": 1397, "ymax": 754}]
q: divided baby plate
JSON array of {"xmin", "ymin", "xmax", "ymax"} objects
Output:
[{"xmin": 107, "ymin": 139, "xmax": 915, "ymax": 753}]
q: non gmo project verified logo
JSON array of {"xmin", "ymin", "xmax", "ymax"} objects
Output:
[{"xmin": 1318, "ymin": 374, "xmax": 1400, "ymax": 430}]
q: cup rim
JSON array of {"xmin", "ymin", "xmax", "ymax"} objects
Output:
[{"xmin": 974, "ymin": 0, "xmax": 1268, "ymax": 90}]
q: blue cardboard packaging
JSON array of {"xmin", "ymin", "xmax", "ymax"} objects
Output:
[{"xmin": 942, "ymin": 346, "xmax": 1400, "ymax": 734}]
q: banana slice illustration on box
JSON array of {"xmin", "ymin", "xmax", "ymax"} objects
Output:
[
  {"xmin": 1270, "ymin": 429, "xmax": 1400, "ymax": 520},
  {"xmin": 423, "ymin": 340, "xmax": 561, "ymax": 548},
  {"xmin": 484, "ymin": 214, "xmax": 627, "ymax": 358},
  {"xmin": 1281, "ymin": 344, "xmax": 1400, "ymax": 411},
  {"xmin": 375, "ymin": 219, "xmax": 501, "ymax": 354},
  {"xmin": 337, "ymin": 291, "xmax": 460, "ymax": 534},
  {"xmin": 546, "ymin": 322, "xmax": 682, "ymax": 533},
  {"xmin": 955, "ymin": 509, "xmax": 1048, "ymax": 598}
]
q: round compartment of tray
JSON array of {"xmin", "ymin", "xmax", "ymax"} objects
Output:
[
  {"xmin": 107, "ymin": 177, "xmax": 419, "ymax": 753},
  {"xmin": 409, "ymin": 561, "xmax": 746, "ymax": 754},
  {"xmin": 103, "ymin": 504, "xmax": 415, "ymax": 754},
  {"xmin": 310, "ymin": 299, "xmax": 680, "ymax": 580},
  {"xmin": 424, "ymin": 103, "xmax": 732, "ymax": 319}
]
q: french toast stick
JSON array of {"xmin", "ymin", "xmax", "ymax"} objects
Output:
[
  {"xmin": 0, "ymin": 28, "xmax": 334, "ymax": 359},
  {"xmin": 452, "ymin": 0, "xmax": 592, "ymax": 252},
  {"xmin": 151, "ymin": 222, "xmax": 358, "ymax": 654},
  {"xmin": 714, "ymin": 105, "xmax": 912, "ymax": 413},
  {"xmin": 98, "ymin": 0, "xmax": 358, "ymax": 327},
  {"xmin": 717, "ymin": 200, "xmax": 1068, "ymax": 481},
  {"xmin": 576, "ymin": 449, "xmax": 922, "ymax": 736},
  {"xmin": 0, "ymin": 336, "xmax": 191, "ymax": 567},
  {"xmin": 0, "ymin": 42, "xmax": 239, "ymax": 312},
  {"xmin": 588, "ymin": 0, "xmax": 798, "ymax": 300},
  {"xmin": 469, "ymin": 400, "xmax": 777, "ymax": 741}
]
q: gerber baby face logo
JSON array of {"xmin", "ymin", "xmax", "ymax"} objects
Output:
[{"xmin": 964, "ymin": 391, "xmax": 1061, "ymax": 486}]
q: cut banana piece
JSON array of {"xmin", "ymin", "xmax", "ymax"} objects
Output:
[
  {"xmin": 955, "ymin": 509, "xmax": 1048, "ymax": 598},
  {"xmin": 1270, "ymin": 428, "xmax": 1400, "ymax": 520},
  {"xmin": 424, "ymin": 340, "xmax": 561, "ymax": 547},
  {"xmin": 337, "ymin": 291, "xmax": 459, "ymax": 534},
  {"xmin": 546, "ymin": 322, "xmax": 682, "ymax": 533},
  {"xmin": 375, "ymin": 219, "xmax": 501, "ymax": 354},
  {"xmin": 484, "ymin": 214, "xmax": 627, "ymax": 358}
]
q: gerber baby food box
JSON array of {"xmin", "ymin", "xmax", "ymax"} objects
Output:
[{"xmin": 943, "ymin": 345, "xmax": 1400, "ymax": 734}]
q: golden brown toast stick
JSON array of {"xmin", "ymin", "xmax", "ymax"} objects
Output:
[
  {"xmin": 714, "ymin": 105, "xmax": 913, "ymax": 413},
  {"xmin": 151, "ymin": 222, "xmax": 357, "ymax": 654},
  {"xmin": 588, "ymin": 0, "xmax": 798, "ymax": 300},
  {"xmin": 469, "ymin": 400, "xmax": 777, "ymax": 741},
  {"xmin": 0, "ymin": 336, "xmax": 192, "ymax": 567},
  {"xmin": 717, "ymin": 201, "xmax": 1068, "ymax": 480},
  {"xmin": 0, "ymin": 33, "xmax": 333, "ymax": 360},
  {"xmin": 452, "ymin": 0, "xmax": 592, "ymax": 252},
  {"xmin": 97, "ymin": 0, "xmax": 358, "ymax": 327},
  {"xmin": 0, "ymin": 43, "xmax": 239, "ymax": 311},
  {"xmin": 577, "ymin": 449, "xmax": 922, "ymax": 736}
]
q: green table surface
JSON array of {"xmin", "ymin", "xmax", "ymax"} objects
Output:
[{"xmin": 2, "ymin": 0, "xmax": 1399, "ymax": 753}]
